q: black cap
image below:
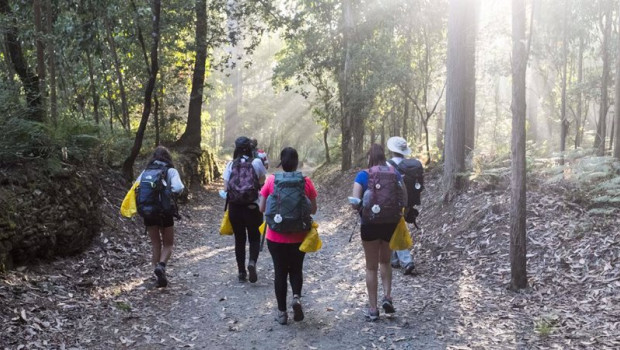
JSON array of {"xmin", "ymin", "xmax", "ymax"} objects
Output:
[{"xmin": 235, "ymin": 136, "xmax": 251, "ymax": 149}]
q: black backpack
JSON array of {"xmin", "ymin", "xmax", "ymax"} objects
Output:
[
  {"xmin": 388, "ymin": 159, "xmax": 424, "ymax": 223},
  {"xmin": 227, "ymin": 157, "xmax": 260, "ymax": 204},
  {"xmin": 136, "ymin": 162, "xmax": 178, "ymax": 220},
  {"xmin": 265, "ymin": 172, "xmax": 312, "ymax": 233}
]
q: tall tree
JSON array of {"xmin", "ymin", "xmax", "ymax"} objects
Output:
[
  {"xmin": 104, "ymin": 12, "xmax": 130, "ymax": 131},
  {"xmin": 443, "ymin": 0, "xmax": 476, "ymax": 199},
  {"xmin": 0, "ymin": 0, "xmax": 44, "ymax": 122},
  {"xmin": 559, "ymin": 0, "xmax": 569, "ymax": 164},
  {"xmin": 614, "ymin": 0, "xmax": 620, "ymax": 159},
  {"xmin": 594, "ymin": 2, "xmax": 612, "ymax": 156},
  {"xmin": 510, "ymin": 0, "xmax": 528, "ymax": 291},
  {"xmin": 122, "ymin": 0, "xmax": 161, "ymax": 181},
  {"xmin": 45, "ymin": 0, "xmax": 57, "ymax": 125},
  {"xmin": 339, "ymin": 0, "xmax": 354, "ymax": 170}
]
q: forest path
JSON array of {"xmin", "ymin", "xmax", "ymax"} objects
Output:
[{"xmin": 89, "ymin": 178, "xmax": 444, "ymax": 350}]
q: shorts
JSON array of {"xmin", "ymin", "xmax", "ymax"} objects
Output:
[
  {"xmin": 144, "ymin": 215, "xmax": 174, "ymax": 228},
  {"xmin": 360, "ymin": 223, "xmax": 397, "ymax": 242}
]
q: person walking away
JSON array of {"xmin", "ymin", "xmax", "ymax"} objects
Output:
[
  {"xmin": 386, "ymin": 136, "xmax": 422, "ymax": 275},
  {"xmin": 351, "ymin": 144, "xmax": 406, "ymax": 321},
  {"xmin": 135, "ymin": 146, "xmax": 185, "ymax": 288},
  {"xmin": 223, "ymin": 136, "xmax": 267, "ymax": 283},
  {"xmin": 251, "ymin": 138, "xmax": 269, "ymax": 171},
  {"xmin": 259, "ymin": 147, "xmax": 317, "ymax": 325}
]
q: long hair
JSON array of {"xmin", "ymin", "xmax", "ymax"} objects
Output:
[
  {"xmin": 367, "ymin": 143, "xmax": 386, "ymax": 168},
  {"xmin": 149, "ymin": 146, "xmax": 174, "ymax": 167}
]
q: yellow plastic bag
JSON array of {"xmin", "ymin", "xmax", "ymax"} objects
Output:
[
  {"xmin": 389, "ymin": 217, "xmax": 412, "ymax": 251},
  {"xmin": 120, "ymin": 182, "xmax": 138, "ymax": 217},
  {"xmin": 259, "ymin": 221, "xmax": 266, "ymax": 235},
  {"xmin": 300, "ymin": 222, "xmax": 322, "ymax": 253},
  {"xmin": 219, "ymin": 210, "xmax": 234, "ymax": 235}
]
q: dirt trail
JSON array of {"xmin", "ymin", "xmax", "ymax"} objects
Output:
[{"xmin": 3, "ymin": 166, "xmax": 619, "ymax": 349}]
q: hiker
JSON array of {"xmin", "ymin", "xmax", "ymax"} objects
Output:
[
  {"xmin": 386, "ymin": 136, "xmax": 424, "ymax": 275},
  {"xmin": 223, "ymin": 136, "xmax": 267, "ymax": 283},
  {"xmin": 250, "ymin": 138, "xmax": 269, "ymax": 170},
  {"xmin": 259, "ymin": 147, "xmax": 317, "ymax": 325},
  {"xmin": 135, "ymin": 146, "xmax": 185, "ymax": 288},
  {"xmin": 351, "ymin": 143, "xmax": 406, "ymax": 321}
]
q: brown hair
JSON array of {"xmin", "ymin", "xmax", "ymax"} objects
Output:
[
  {"xmin": 149, "ymin": 146, "xmax": 174, "ymax": 167},
  {"xmin": 367, "ymin": 143, "xmax": 386, "ymax": 168}
]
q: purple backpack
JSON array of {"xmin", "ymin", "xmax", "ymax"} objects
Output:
[
  {"xmin": 228, "ymin": 157, "xmax": 259, "ymax": 204},
  {"xmin": 361, "ymin": 165, "xmax": 404, "ymax": 224}
]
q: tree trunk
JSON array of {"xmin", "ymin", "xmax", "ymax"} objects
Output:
[
  {"xmin": 122, "ymin": 0, "xmax": 161, "ymax": 181},
  {"xmin": 34, "ymin": 0, "xmax": 45, "ymax": 95},
  {"xmin": 614, "ymin": 0, "xmax": 620, "ymax": 159},
  {"xmin": 322, "ymin": 126, "xmax": 330, "ymax": 163},
  {"xmin": 510, "ymin": 0, "xmax": 528, "ymax": 291},
  {"xmin": 45, "ymin": 0, "xmax": 56, "ymax": 125},
  {"xmin": 85, "ymin": 51, "xmax": 99, "ymax": 124},
  {"xmin": 339, "ymin": 0, "xmax": 353, "ymax": 171},
  {"xmin": 574, "ymin": 37, "xmax": 584, "ymax": 148},
  {"xmin": 559, "ymin": 1, "xmax": 568, "ymax": 164},
  {"xmin": 1, "ymin": 0, "xmax": 44, "ymax": 122},
  {"xmin": 154, "ymin": 91, "xmax": 160, "ymax": 146},
  {"xmin": 443, "ymin": 0, "xmax": 476, "ymax": 200},
  {"xmin": 403, "ymin": 98, "xmax": 409, "ymax": 141},
  {"xmin": 463, "ymin": 0, "xmax": 477, "ymax": 156},
  {"xmin": 176, "ymin": 0, "xmax": 207, "ymax": 150},
  {"xmin": 105, "ymin": 14, "xmax": 130, "ymax": 131},
  {"xmin": 594, "ymin": 7, "xmax": 612, "ymax": 156}
]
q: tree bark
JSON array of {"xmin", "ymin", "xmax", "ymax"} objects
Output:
[
  {"xmin": 339, "ymin": 0, "xmax": 353, "ymax": 171},
  {"xmin": 594, "ymin": 6, "xmax": 612, "ymax": 156},
  {"xmin": 443, "ymin": 0, "xmax": 476, "ymax": 200},
  {"xmin": 34, "ymin": 0, "xmax": 46, "ymax": 95},
  {"xmin": 614, "ymin": 0, "xmax": 620, "ymax": 159},
  {"xmin": 104, "ymin": 14, "xmax": 130, "ymax": 131},
  {"xmin": 176, "ymin": 0, "xmax": 207, "ymax": 150},
  {"xmin": 45, "ymin": 0, "xmax": 56, "ymax": 125},
  {"xmin": 510, "ymin": 0, "xmax": 528, "ymax": 291},
  {"xmin": 122, "ymin": 0, "xmax": 161, "ymax": 181},
  {"xmin": 559, "ymin": 1, "xmax": 568, "ymax": 165},
  {"xmin": 575, "ymin": 36, "xmax": 584, "ymax": 149},
  {"xmin": 0, "ymin": 0, "xmax": 44, "ymax": 122},
  {"xmin": 85, "ymin": 51, "xmax": 100, "ymax": 124}
]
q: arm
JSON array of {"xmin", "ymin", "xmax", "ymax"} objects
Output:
[
  {"xmin": 310, "ymin": 197, "xmax": 317, "ymax": 215},
  {"xmin": 168, "ymin": 169, "xmax": 185, "ymax": 194},
  {"xmin": 351, "ymin": 182, "xmax": 363, "ymax": 210}
]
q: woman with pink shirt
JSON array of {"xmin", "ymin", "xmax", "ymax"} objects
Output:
[{"xmin": 259, "ymin": 147, "xmax": 318, "ymax": 325}]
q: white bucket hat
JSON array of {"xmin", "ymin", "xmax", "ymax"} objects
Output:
[{"xmin": 386, "ymin": 136, "xmax": 412, "ymax": 156}]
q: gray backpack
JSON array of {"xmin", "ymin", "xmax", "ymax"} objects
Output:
[
  {"xmin": 361, "ymin": 166, "xmax": 404, "ymax": 224},
  {"xmin": 265, "ymin": 172, "xmax": 312, "ymax": 233}
]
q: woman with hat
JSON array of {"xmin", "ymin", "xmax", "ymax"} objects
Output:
[
  {"xmin": 223, "ymin": 136, "xmax": 267, "ymax": 282},
  {"xmin": 386, "ymin": 136, "xmax": 416, "ymax": 276}
]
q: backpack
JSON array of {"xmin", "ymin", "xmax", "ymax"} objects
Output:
[
  {"xmin": 361, "ymin": 166, "xmax": 404, "ymax": 224},
  {"xmin": 388, "ymin": 158, "xmax": 424, "ymax": 223},
  {"xmin": 265, "ymin": 172, "xmax": 312, "ymax": 233},
  {"xmin": 136, "ymin": 162, "xmax": 177, "ymax": 220},
  {"xmin": 227, "ymin": 157, "xmax": 260, "ymax": 204}
]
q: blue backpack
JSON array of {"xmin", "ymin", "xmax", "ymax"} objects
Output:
[
  {"xmin": 265, "ymin": 172, "xmax": 312, "ymax": 233},
  {"xmin": 136, "ymin": 162, "xmax": 177, "ymax": 220}
]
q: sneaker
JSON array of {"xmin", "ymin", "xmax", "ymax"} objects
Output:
[
  {"xmin": 364, "ymin": 308, "xmax": 379, "ymax": 322},
  {"xmin": 154, "ymin": 264, "xmax": 167, "ymax": 288},
  {"xmin": 247, "ymin": 260, "xmax": 257, "ymax": 283},
  {"xmin": 391, "ymin": 262, "xmax": 401, "ymax": 269},
  {"xmin": 382, "ymin": 297, "xmax": 395, "ymax": 314},
  {"xmin": 403, "ymin": 262, "xmax": 415, "ymax": 276},
  {"xmin": 238, "ymin": 272, "xmax": 247, "ymax": 282},
  {"xmin": 292, "ymin": 295, "xmax": 304, "ymax": 322},
  {"xmin": 276, "ymin": 310, "xmax": 288, "ymax": 325}
]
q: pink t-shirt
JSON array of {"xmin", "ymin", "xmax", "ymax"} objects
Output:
[{"xmin": 260, "ymin": 174, "xmax": 317, "ymax": 244}]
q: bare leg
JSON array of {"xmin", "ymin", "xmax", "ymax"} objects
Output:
[
  {"xmin": 160, "ymin": 226, "xmax": 174, "ymax": 264},
  {"xmin": 362, "ymin": 240, "xmax": 381, "ymax": 310},
  {"xmin": 147, "ymin": 226, "xmax": 162, "ymax": 267},
  {"xmin": 378, "ymin": 241, "xmax": 392, "ymax": 299}
]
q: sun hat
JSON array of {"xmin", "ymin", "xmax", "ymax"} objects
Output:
[{"xmin": 386, "ymin": 136, "xmax": 412, "ymax": 156}]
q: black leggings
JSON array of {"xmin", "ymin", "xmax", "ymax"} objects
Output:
[
  {"xmin": 267, "ymin": 240, "xmax": 306, "ymax": 311},
  {"xmin": 228, "ymin": 203, "xmax": 263, "ymax": 273}
]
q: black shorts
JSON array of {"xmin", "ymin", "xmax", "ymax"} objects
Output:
[
  {"xmin": 144, "ymin": 215, "xmax": 174, "ymax": 228},
  {"xmin": 360, "ymin": 223, "xmax": 397, "ymax": 242}
]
